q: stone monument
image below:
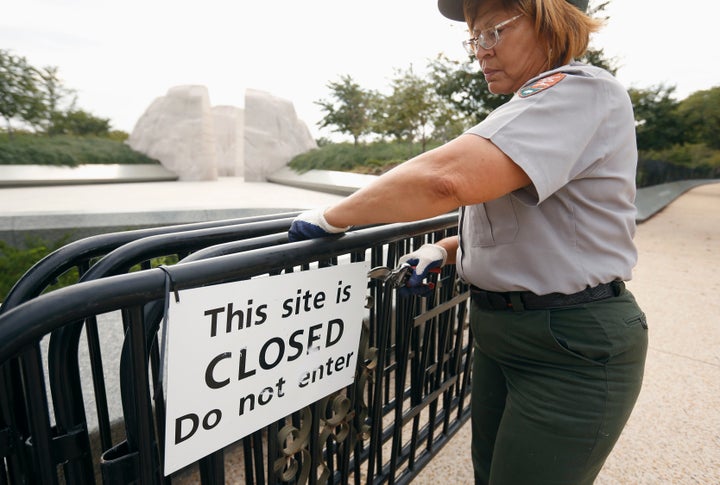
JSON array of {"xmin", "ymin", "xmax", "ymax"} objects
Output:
[
  {"xmin": 127, "ymin": 85, "xmax": 316, "ymax": 181},
  {"xmin": 243, "ymin": 89, "xmax": 317, "ymax": 182},
  {"xmin": 212, "ymin": 105, "xmax": 244, "ymax": 177},
  {"xmin": 127, "ymin": 85, "xmax": 218, "ymax": 181}
]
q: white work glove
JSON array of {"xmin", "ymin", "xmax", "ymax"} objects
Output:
[
  {"xmin": 398, "ymin": 243, "xmax": 447, "ymax": 296},
  {"xmin": 288, "ymin": 207, "xmax": 351, "ymax": 242}
]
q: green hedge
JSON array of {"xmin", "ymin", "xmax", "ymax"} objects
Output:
[
  {"xmin": 291, "ymin": 140, "xmax": 720, "ymax": 186},
  {"xmin": 289, "ymin": 141, "xmax": 440, "ymax": 174},
  {"xmin": 0, "ymin": 236, "xmax": 180, "ymax": 303},
  {"xmin": 638, "ymin": 144, "xmax": 720, "ymax": 187},
  {"xmin": 0, "ymin": 237, "xmax": 79, "ymax": 303},
  {"xmin": 0, "ymin": 133, "xmax": 158, "ymax": 167}
]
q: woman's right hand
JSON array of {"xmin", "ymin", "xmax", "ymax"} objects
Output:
[{"xmin": 397, "ymin": 244, "xmax": 448, "ymax": 296}]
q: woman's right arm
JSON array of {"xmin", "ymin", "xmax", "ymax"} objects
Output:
[{"xmin": 323, "ymin": 134, "xmax": 530, "ymax": 229}]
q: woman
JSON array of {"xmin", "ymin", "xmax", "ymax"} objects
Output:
[{"xmin": 289, "ymin": 0, "xmax": 648, "ymax": 483}]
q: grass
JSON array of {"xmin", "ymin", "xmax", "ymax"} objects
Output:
[{"xmin": 0, "ymin": 133, "xmax": 159, "ymax": 166}]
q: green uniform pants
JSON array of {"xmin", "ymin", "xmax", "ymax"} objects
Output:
[{"xmin": 469, "ymin": 288, "xmax": 648, "ymax": 485}]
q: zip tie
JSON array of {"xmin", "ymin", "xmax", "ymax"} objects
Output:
[
  {"xmin": 155, "ymin": 265, "xmax": 179, "ymax": 400},
  {"xmin": 158, "ymin": 265, "xmax": 180, "ymax": 303}
]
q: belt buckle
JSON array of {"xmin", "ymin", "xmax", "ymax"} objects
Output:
[{"xmin": 488, "ymin": 292, "xmax": 512, "ymax": 310}]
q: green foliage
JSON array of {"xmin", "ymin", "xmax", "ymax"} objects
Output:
[
  {"xmin": 581, "ymin": 3, "xmax": 618, "ymax": 75},
  {"xmin": 631, "ymin": 85, "xmax": 720, "ymax": 185},
  {"xmin": 629, "ymin": 85, "xmax": 684, "ymax": 151},
  {"xmin": 289, "ymin": 141, "xmax": 440, "ymax": 174},
  {"xmin": 48, "ymin": 109, "xmax": 110, "ymax": 136},
  {"xmin": 307, "ymin": 41, "xmax": 719, "ymax": 187},
  {"xmin": 128, "ymin": 254, "xmax": 179, "ymax": 273},
  {"xmin": 37, "ymin": 65, "xmax": 77, "ymax": 133},
  {"xmin": 0, "ymin": 237, "xmax": 79, "ymax": 303},
  {"xmin": 0, "ymin": 49, "xmax": 45, "ymax": 135},
  {"xmin": 315, "ymin": 75, "xmax": 378, "ymax": 146},
  {"xmin": 0, "ymin": 133, "xmax": 158, "ymax": 166},
  {"xmin": 637, "ymin": 144, "xmax": 720, "ymax": 187},
  {"xmin": 107, "ymin": 130, "xmax": 130, "ymax": 142},
  {"xmin": 579, "ymin": 46, "xmax": 618, "ymax": 75},
  {"xmin": 0, "ymin": 48, "xmax": 119, "ymax": 137},
  {"xmin": 0, "ymin": 236, "xmax": 182, "ymax": 302},
  {"xmin": 311, "ymin": 3, "xmax": 622, "ymax": 149},
  {"xmin": 373, "ymin": 66, "xmax": 440, "ymax": 151},
  {"xmin": 676, "ymin": 86, "xmax": 720, "ymax": 149},
  {"xmin": 428, "ymin": 54, "xmax": 511, "ymax": 127},
  {"xmin": 641, "ymin": 143, "xmax": 720, "ymax": 168}
]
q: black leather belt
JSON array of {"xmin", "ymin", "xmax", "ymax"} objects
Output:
[{"xmin": 470, "ymin": 281, "xmax": 624, "ymax": 311}]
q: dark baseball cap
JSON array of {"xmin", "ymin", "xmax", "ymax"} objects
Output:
[{"xmin": 438, "ymin": 0, "xmax": 589, "ymax": 22}]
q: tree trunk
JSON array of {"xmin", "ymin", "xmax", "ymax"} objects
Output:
[{"xmin": 4, "ymin": 117, "xmax": 14, "ymax": 140}]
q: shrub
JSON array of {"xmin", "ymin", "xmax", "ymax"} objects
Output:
[
  {"xmin": 0, "ymin": 133, "xmax": 158, "ymax": 166},
  {"xmin": 0, "ymin": 237, "xmax": 79, "ymax": 303},
  {"xmin": 289, "ymin": 140, "xmax": 439, "ymax": 174},
  {"xmin": 637, "ymin": 143, "xmax": 720, "ymax": 187},
  {"xmin": 0, "ymin": 237, "xmax": 181, "ymax": 303}
]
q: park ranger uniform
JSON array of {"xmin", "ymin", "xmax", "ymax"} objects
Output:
[{"xmin": 458, "ymin": 62, "xmax": 649, "ymax": 485}]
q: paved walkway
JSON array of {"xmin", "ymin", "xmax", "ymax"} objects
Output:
[{"xmin": 414, "ymin": 183, "xmax": 720, "ymax": 484}]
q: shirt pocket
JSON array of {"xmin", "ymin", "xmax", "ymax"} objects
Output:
[{"xmin": 467, "ymin": 196, "xmax": 519, "ymax": 247}]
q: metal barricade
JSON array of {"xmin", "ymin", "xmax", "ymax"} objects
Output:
[
  {"xmin": 0, "ymin": 213, "xmax": 472, "ymax": 484},
  {"xmin": 0, "ymin": 213, "xmax": 299, "ymax": 485}
]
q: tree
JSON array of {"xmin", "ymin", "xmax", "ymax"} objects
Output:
[
  {"xmin": 316, "ymin": 75, "xmax": 377, "ymax": 146},
  {"xmin": 0, "ymin": 49, "xmax": 44, "ymax": 137},
  {"xmin": 48, "ymin": 109, "xmax": 110, "ymax": 136},
  {"xmin": 580, "ymin": 2, "xmax": 619, "ymax": 74},
  {"xmin": 676, "ymin": 86, "xmax": 720, "ymax": 149},
  {"xmin": 38, "ymin": 65, "xmax": 77, "ymax": 133},
  {"xmin": 629, "ymin": 85, "xmax": 684, "ymax": 151},
  {"xmin": 429, "ymin": 54, "xmax": 511, "ymax": 128},
  {"xmin": 579, "ymin": 46, "xmax": 618, "ymax": 75},
  {"xmin": 374, "ymin": 66, "xmax": 440, "ymax": 151},
  {"xmin": 0, "ymin": 49, "xmax": 112, "ymax": 138}
]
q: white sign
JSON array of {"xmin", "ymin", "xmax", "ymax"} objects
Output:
[{"xmin": 163, "ymin": 261, "xmax": 370, "ymax": 475}]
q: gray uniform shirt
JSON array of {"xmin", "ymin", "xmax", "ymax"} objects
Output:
[{"xmin": 457, "ymin": 62, "xmax": 638, "ymax": 295}]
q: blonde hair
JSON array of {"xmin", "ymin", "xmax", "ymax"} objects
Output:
[{"xmin": 464, "ymin": 0, "xmax": 603, "ymax": 68}]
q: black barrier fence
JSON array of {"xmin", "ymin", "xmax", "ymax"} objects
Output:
[{"xmin": 0, "ymin": 212, "xmax": 472, "ymax": 484}]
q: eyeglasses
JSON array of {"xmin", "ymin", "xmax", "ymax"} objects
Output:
[{"xmin": 462, "ymin": 14, "xmax": 523, "ymax": 55}]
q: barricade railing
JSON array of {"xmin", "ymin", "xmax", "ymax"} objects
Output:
[
  {"xmin": 0, "ymin": 213, "xmax": 472, "ymax": 484},
  {"xmin": 46, "ymin": 217, "xmax": 305, "ymax": 483},
  {"xmin": 0, "ymin": 212, "xmax": 299, "ymax": 485},
  {"xmin": 1, "ymin": 212, "xmax": 300, "ymax": 311}
]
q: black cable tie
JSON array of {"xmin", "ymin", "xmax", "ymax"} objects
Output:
[
  {"xmin": 155, "ymin": 265, "xmax": 179, "ymax": 400},
  {"xmin": 157, "ymin": 265, "xmax": 180, "ymax": 302}
]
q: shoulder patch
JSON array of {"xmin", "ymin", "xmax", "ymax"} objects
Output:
[{"xmin": 518, "ymin": 73, "xmax": 566, "ymax": 98}]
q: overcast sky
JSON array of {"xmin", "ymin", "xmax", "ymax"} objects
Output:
[{"xmin": 2, "ymin": 0, "xmax": 718, "ymax": 139}]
